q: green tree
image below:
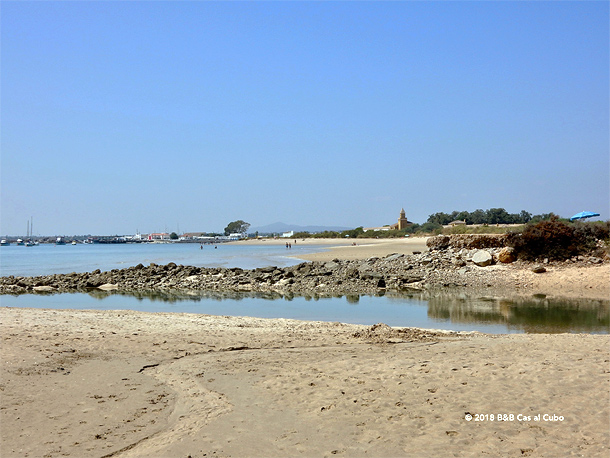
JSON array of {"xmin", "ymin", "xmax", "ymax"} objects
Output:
[
  {"xmin": 341, "ymin": 227, "xmax": 365, "ymax": 238},
  {"xmin": 518, "ymin": 210, "xmax": 532, "ymax": 224},
  {"xmin": 469, "ymin": 209, "xmax": 487, "ymax": 224},
  {"xmin": 169, "ymin": 232, "xmax": 179, "ymax": 240},
  {"xmin": 427, "ymin": 212, "xmax": 452, "ymax": 225},
  {"xmin": 420, "ymin": 222, "xmax": 442, "ymax": 233},
  {"xmin": 486, "ymin": 208, "xmax": 511, "ymax": 224},
  {"xmin": 224, "ymin": 220, "xmax": 251, "ymax": 236}
]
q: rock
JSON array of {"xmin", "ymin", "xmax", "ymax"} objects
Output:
[
  {"xmin": 255, "ymin": 266, "xmax": 277, "ymax": 274},
  {"xmin": 86, "ymin": 275, "xmax": 106, "ymax": 287},
  {"xmin": 384, "ymin": 253, "xmax": 403, "ymax": 261},
  {"xmin": 589, "ymin": 257, "xmax": 603, "ymax": 264},
  {"xmin": 531, "ymin": 265, "xmax": 546, "ymax": 273},
  {"xmin": 497, "ymin": 247, "xmax": 516, "ymax": 263},
  {"xmin": 420, "ymin": 257, "xmax": 433, "ymax": 266},
  {"xmin": 324, "ymin": 261, "xmax": 340, "ymax": 270},
  {"xmin": 427, "ymin": 234, "xmax": 507, "ymax": 250},
  {"xmin": 33, "ymin": 285, "xmax": 55, "ymax": 292},
  {"xmin": 98, "ymin": 283, "xmax": 119, "ymax": 290},
  {"xmin": 358, "ymin": 267, "xmax": 383, "ymax": 281},
  {"xmin": 427, "ymin": 235, "xmax": 451, "ymax": 250},
  {"xmin": 472, "ymin": 250, "xmax": 493, "ymax": 267}
]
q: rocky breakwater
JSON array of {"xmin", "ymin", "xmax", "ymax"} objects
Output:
[
  {"xmin": 0, "ymin": 252, "xmax": 514, "ymax": 298},
  {"xmin": 1, "ymin": 235, "xmax": 606, "ymax": 297}
]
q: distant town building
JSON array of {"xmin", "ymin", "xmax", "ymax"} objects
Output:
[
  {"xmin": 148, "ymin": 233, "xmax": 170, "ymax": 241},
  {"xmin": 181, "ymin": 232, "xmax": 208, "ymax": 240},
  {"xmin": 389, "ymin": 208, "xmax": 412, "ymax": 230},
  {"xmin": 281, "ymin": 231, "xmax": 295, "ymax": 238},
  {"xmin": 365, "ymin": 209, "xmax": 413, "ymax": 232}
]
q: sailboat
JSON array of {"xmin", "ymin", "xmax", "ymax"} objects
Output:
[{"xmin": 25, "ymin": 217, "xmax": 37, "ymax": 246}]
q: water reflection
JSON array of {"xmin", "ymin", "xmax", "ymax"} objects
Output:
[
  {"xmin": 84, "ymin": 289, "xmax": 386, "ymax": 303},
  {"xmin": 3, "ymin": 288, "xmax": 608, "ymax": 334},
  {"xmin": 420, "ymin": 292, "xmax": 608, "ymax": 334},
  {"xmin": 79, "ymin": 288, "xmax": 610, "ymax": 334}
]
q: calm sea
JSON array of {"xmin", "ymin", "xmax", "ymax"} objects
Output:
[
  {"xmin": 1, "ymin": 243, "xmax": 608, "ymax": 334},
  {"xmin": 0, "ymin": 242, "xmax": 323, "ymax": 277}
]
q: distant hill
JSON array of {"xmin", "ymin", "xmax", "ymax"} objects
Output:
[{"xmin": 250, "ymin": 222, "xmax": 352, "ymax": 234}]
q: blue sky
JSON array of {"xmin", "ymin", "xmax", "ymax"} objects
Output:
[{"xmin": 1, "ymin": 1, "xmax": 608, "ymax": 236}]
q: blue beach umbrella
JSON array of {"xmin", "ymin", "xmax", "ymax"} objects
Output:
[{"xmin": 569, "ymin": 211, "xmax": 600, "ymax": 221}]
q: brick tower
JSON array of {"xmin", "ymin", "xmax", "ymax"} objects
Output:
[{"xmin": 398, "ymin": 208, "xmax": 409, "ymax": 230}]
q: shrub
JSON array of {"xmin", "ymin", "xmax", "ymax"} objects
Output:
[{"xmin": 506, "ymin": 217, "xmax": 607, "ymax": 261}]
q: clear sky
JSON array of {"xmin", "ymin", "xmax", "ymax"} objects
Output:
[{"xmin": 1, "ymin": 1, "xmax": 608, "ymax": 236}]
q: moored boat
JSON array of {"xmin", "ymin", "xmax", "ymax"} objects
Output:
[
  {"xmin": 0, "ymin": 239, "xmax": 10, "ymax": 246},
  {"xmin": 56, "ymin": 237, "xmax": 66, "ymax": 245}
]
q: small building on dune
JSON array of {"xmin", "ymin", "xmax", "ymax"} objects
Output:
[{"xmin": 448, "ymin": 220, "xmax": 467, "ymax": 227}]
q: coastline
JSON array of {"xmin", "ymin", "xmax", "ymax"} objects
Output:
[
  {"xmin": 4, "ymin": 237, "xmax": 608, "ymax": 301},
  {"xmin": 2, "ymin": 238, "xmax": 609, "ymax": 457},
  {"xmin": 232, "ymin": 237, "xmax": 610, "ymax": 300}
]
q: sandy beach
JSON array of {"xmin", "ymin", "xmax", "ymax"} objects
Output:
[
  {"xmin": 1, "ymin": 237, "xmax": 609, "ymax": 458},
  {"xmin": 232, "ymin": 237, "xmax": 430, "ymax": 262},
  {"xmin": 1, "ymin": 307, "xmax": 608, "ymax": 458}
]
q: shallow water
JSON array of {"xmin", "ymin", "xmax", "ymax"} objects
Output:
[
  {"xmin": 2, "ymin": 290, "xmax": 607, "ymax": 335},
  {"xmin": 0, "ymin": 242, "xmax": 325, "ymax": 277},
  {"xmin": 2, "ymin": 243, "xmax": 608, "ymax": 334}
]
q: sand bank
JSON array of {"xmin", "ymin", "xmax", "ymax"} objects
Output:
[
  {"xmin": 231, "ymin": 237, "xmax": 430, "ymax": 261},
  {"xmin": 1, "ymin": 307, "xmax": 608, "ymax": 458}
]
